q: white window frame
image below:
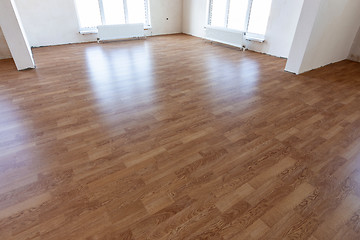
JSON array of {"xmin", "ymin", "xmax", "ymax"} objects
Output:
[
  {"xmin": 75, "ymin": 0, "xmax": 151, "ymax": 34},
  {"xmin": 207, "ymin": 0, "xmax": 270, "ymax": 41}
]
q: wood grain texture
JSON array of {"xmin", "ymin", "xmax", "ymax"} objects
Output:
[{"xmin": 0, "ymin": 34, "xmax": 360, "ymax": 239}]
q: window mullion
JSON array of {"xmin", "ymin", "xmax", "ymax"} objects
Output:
[
  {"xmin": 144, "ymin": 0, "xmax": 150, "ymax": 27},
  {"xmin": 245, "ymin": 0, "xmax": 253, "ymax": 33},
  {"xmin": 225, "ymin": 0, "xmax": 230, "ymax": 28},
  {"xmin": 123, "ymin": 0, "xmax": 129, "ymax": 24},
  {"xmin": 98, "ymin": 0, "xmax": 106, "ymax": 25},
  {"xmin": 208, "ymin": 0, "xmax": 214, "ymax": 25}
]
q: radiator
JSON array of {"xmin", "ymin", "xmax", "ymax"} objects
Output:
[
  {"xmin": 97, "ymin": 23, "xmax": 145, "ymax": 42},
  {"xmin": 205, "ymin": 26, "xmax": 245, "ymax": 49}
]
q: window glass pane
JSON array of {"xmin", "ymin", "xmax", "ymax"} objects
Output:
[
  {"xmin": 210, "ymin": 0, "xmax": 227, "ymax": 28},
  {"xmin": 227, "ymin": 0, "xmax": 248, "ymax": 31},
  {"xmin": 247, "ymin": 0, "xmax": 272, "ymax": 35},
  {"xmin": 75, "ymin": 0, "xmax": 102, "ymax": 29},
  {"xmin": 102, "ymin": 0, "xmax": 126, "ymax": 25},
  {"xmin": 127, "ymin": 0, "xmax": 146, "ymax": 25}
]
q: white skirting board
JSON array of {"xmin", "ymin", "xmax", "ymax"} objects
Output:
[{"xmin": 97, "ymin": 23, "xmax": 145, "ymax": 42}]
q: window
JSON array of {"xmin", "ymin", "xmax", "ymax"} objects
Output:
[
  {"xmin": 208, "ymin": 0, "xmax": 272, "ymax": 38},
  {"xmin": 75, "ymin": 0, "xmax": 151, "ymax": 33},
  {"xmin": 102, "ymin": 0, "xmax": 126, "ymax": 25},
  {"xmin": 247, "ymin": 0, "xmax": 272, "ymax": 36},
  {"xmin": 210, "ymin": 0, "xmax": 227, "ymax": 28},
  {"xmin": 75, "ymin": 0, "xmax": 102, "ymax": 30},
  {"xmin": 227, "ymin": 0, "xmax": 249, "ymax": 32}
]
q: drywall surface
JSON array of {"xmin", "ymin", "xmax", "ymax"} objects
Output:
[
  {"xmin": 182, "ymin": 0, "xmax": 304, "ymax": 58},
  {"xmin": 150, "ymin": 0, "xmax": 183, "ymax": 36},
  {"xmin": 246, "ymin": 0, "xmax": 304, "ymax": 58},
  {"xmin": 0, "ymin": 0, "xmax": 35, "ymax": 70},
  {"xmin": 285, "ymin": 0, "xmax": 321, "ymax": 74},
  {"xmin": 14, "ymin": 0, "xmax": 95, "ymax": 47},
  {"xmin": 13, "ymin": 0, "xmax": 183, "ymax": 47},
  {"xmin": 293, "ymin": 0, "xmax": 360, "ymax": 74},
  {"xmin": 182, "ymin": 0, "xmax": 207, "ymax": 38},
  {"xmin": 0, "ymin": 27, "xmax": 11, "ymax": 59},
  {"xmin": 349, "ymin": 27, "xmax": 360, "ymax": 62}
]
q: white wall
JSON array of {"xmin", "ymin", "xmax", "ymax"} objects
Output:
[
  {"xmin": 182, "ymin": 0, "xmax": 304, "ymax": 58},
  {"xmin": 0, "ymin": 27, "xmax": 11, "ymax": 59},
  {"xmin": 0, "ymin": 0, "xmax": 35, "ymax": 70},
  {"xmin": 14, "ymin": 0, "xmax": 95, "ymax": 47},
  {"xmin": 182, "ymin": 0, "xmax": 207, "ymax": 38},
  {"xmin": 349, "ymin": 27, "xmax": 360, "ymax": 62},
  {"xmin": 150, "ymin": 0, "xmax": 183, "ymax": 36},
  {"xmin": 14, "ymin": 0, "xmax": 183, "ymax": 47},
  {"xmin": 287, "ymin": 0, "xmax": 360, "ymax": 74},
  {"xmin": 246, "ymin": 0, "xmax": 304, "ymax": 58},
  {"xmin": 285, "ymin": 0, "xmax": 321, "ymax": 74}
]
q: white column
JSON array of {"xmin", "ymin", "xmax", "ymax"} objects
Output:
[
  {"xmin": 285, "ymin": 0, "xmax": 321, "ymax": 74},
  {"xmin": 0, "ymin": 0, "xmax": 35, "ymax": 70},
  {"xmin": 286, "ymin": 0, "xmax": 360, "ymax": 74}
]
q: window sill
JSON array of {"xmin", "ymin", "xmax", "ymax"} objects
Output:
[
  {"xmin": 205, "ymin": 25, "xmax": 244, "ymax": 34},
  {"xmin": 245, "ymin": 33, "xmax": 265, "ymax": 42},
  {"xmin": 80, "ymin": 29, "xmax": 98, "ymax": 35},
  {"xmin": 79, "ymin": 26, "xmax": 152, "ymax": 35}
]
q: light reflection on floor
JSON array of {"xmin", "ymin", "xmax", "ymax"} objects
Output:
[{"xmin": 84, "ymin": 42, "xmax": 154, "ymax": 109}]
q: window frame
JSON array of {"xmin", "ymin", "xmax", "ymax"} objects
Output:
[
  {"xmin": 75, "ymin": 0, "xmax": 151, "ymax": 34},
  {"xmin": 207, "ymin": 0, "xmax": 271, "ymax": 39}
]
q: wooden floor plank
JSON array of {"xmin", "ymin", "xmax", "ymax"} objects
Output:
[{"xmin": 0, "ymin": 34, "xmax": 360, "ymax": 239}]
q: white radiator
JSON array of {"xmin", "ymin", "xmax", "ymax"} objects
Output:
[
  {"xmin": 97, "ymin": 23, "xmax": 145, "ymax": 42},
  {"xmin": 205, "ymin": 26, "xmax": 245, "ymax": 48}
]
